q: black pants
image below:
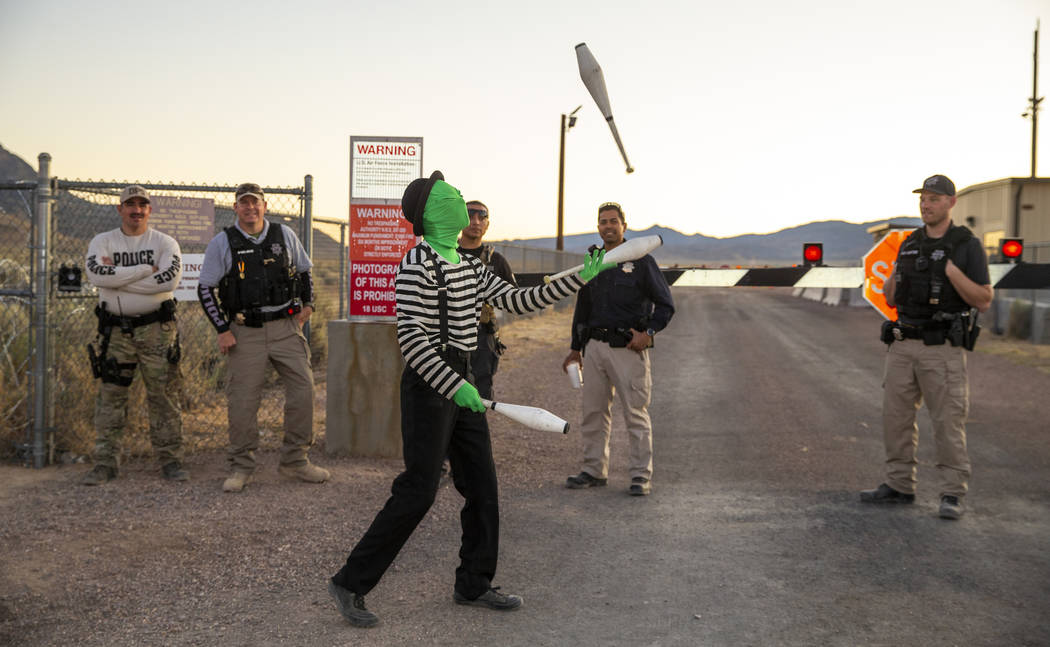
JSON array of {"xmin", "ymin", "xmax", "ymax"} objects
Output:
[
  {"xmin": 471, "ymin": 327, "xmax": 500, "ymax": 400},
  {"xmin": 332, "ymin": 361, "xmax": 500, "ymax": 599}
]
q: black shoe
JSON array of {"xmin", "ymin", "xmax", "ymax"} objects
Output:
[
  {"xmin": 565, "ymin": 471, "xmax": 607, "ymax": 489},
  {"xmin": 453, "ymin": 587, "xmax": 522, "ymax": 611},
  {"xmin": 859, "ymin": 483, "xmax": 915, "ymax": 504},
  {"xmin": 162, "ymin": 461, "xmax": 189, "ymax": 481},
  {"xmin": 81, "ymin": 464, "xmax": 117, "ymax": 486},
  {"xmin": 939, "ymin": 495, "xmax": 964, "ymax": 520},
  {"xmin": 328, "ymin": 579, "xmax": 379, "ymax": 627},
  {"xmin": 629, "ymin": 477, "xmax": 651, "ymax": 496}
]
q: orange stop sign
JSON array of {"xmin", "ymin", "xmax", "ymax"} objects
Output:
[{"xmin": 863, "ymin": 229, "xmax": 915, "ymax": 320}]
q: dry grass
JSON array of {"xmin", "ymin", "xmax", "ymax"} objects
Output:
[{"xmin": 976, "ymin": 333, "xmax": 1050, "ymax": 374}]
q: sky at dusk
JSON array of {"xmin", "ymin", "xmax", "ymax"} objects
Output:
[{"xmin": 1, "ymin": 0, "xmax": 1045, "ymax": 242}]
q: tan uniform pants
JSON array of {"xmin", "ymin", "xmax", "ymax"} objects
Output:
[
  {"xmin": 225, "ymin": 317, "xmax": 314, "ymax": 472},
  {"xmin": 92, "ymin": 320, "xmax": 183, "ymax": 468},
  {"xmin": 882, "ymin": 338, "xmax": 971, "ymax": 497},
  {"xmin": 580, "ymin": 340, "xmax": 654, "ymax": 481}
]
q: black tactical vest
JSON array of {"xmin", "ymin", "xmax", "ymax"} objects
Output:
[
  {"xmin": 895, "ymin": 224, "xmax": 974, "ymax": 320},
  {"xmin": 457, "ymin": 245, "xmax": 498, "ymax": 326},
  {"xmin": 218, "ymin": 225, "xmax": 299, "ymax": 316}
]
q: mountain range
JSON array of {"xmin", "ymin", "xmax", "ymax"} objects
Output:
[
  {"xmin": 497, "ymin": 214, "xmax": 921, "ymax": 266},
  {"xmin": 0, "ymin": 144, "xmax": 38, "ymax": 218}
]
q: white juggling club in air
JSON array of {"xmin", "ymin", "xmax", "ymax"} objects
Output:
[{"xmin": 576, "ymin": 42, "xmax": 634, "ymax": 174}]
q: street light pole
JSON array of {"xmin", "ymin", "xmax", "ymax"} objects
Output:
[{"xmin": 556, "ymin": 106, "xmax": 581, "ymax": 251}]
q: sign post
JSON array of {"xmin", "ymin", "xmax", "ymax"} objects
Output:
[{"xmin": 863, "ymin": 229, "xmax": 914, "ymax": 320}]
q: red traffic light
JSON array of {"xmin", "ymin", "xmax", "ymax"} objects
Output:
[
  {"xmin": 1000, "ymin": 238, "xmax": 1023, "ymax": 262},
  {"xmin": 803, "ymin": 243, "xmax": 823, "ymax": 266}
]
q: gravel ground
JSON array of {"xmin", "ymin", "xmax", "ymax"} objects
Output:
[
  {"xmin": 3, "ymin": 299, "xmax": 1045, "ymax": 647},
  {"xmin": 0, "ymin": 307, "xmax": 592, "ymax": 647}
]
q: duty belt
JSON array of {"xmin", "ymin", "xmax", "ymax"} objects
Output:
[
  {"xmin": 896, "ymin": 324, "xmax": 928, "ymax": 340},
  {"xmin": 235, "ymin": 303, "xmax": 301, "ymax": 328},
  {"xmin": 96, "ymin": 300, "xmax": 175, "ymax": 329},
  {"xmin": 590, "ymin": 327, "xmax": 633, "ymax": 342},
  {"xmin": 900, "ymin": 320, "xmax": 952, "ymax": 337},
  {"xmin": 588, "ymin": 326, "xmax": 632, "ymax": 349},
  {"xmin": 588, "ymin": 327, "xmax": 616, "ymax": 342},
  {"xmin": 885, "ymin": 320, "xmax": 950, "ymax": 345}
]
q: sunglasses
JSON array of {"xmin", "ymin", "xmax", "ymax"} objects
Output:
[{"xmin": 467, "ymin": 208, "xmax": 489, "ymax": 220}]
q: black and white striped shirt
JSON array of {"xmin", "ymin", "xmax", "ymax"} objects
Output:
[{"xmin": 397, "ymin": 242, "xmax": 585, "ymax": 399}]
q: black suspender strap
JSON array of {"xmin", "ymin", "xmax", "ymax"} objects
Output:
[{"xmin": 423, "ymin": 245, "xmax": 450, "ymax": 350}]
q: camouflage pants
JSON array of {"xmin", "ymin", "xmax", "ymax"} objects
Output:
[{"xmin": 92, "ymin": 320, "xmax": 183, "ymax": 468}]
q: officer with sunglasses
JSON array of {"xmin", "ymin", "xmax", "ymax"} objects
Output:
[
  {"xmin": 860, "ymin": 175, "xmax": 993, "ymax": 520},
  {"xmin": 561, "ymin": 201, "xmax": 674, "ymax": 496},
  {"xmin": 457, "ymin": 201, "xmax": 517, "ymax": 400}
]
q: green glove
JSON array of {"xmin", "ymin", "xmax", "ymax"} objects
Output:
[
  {"xmin": 579, "ymin": 249, "xmax": 617, "ymax": 282},
  {"xmin": 453, "ymin": 382, "xmax": 486, "ymax": 412}
]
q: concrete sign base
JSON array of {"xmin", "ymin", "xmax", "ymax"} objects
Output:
[{"xmin": 325, "ymin": 320, "xmax": 404, "ymax": 458}]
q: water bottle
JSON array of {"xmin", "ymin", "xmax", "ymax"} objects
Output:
[{"xmin": 567, "ymin": 361, "xmax": 583, "ymax": 389}]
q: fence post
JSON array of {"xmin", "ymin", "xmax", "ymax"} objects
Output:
[
  {"xmin": 301, "ymin": 175, "xmax": 314, "ymax": 341},
  {"xmin": 302, "ymin": 174, "xmax": 313, "ymax": 257},
  {"xmin": 339, "ymin": 222, "xmax": 347, "ymax": 318},
  {"xmin": 31, "ymin": 153, "xmax": 53, "ymax": 469}
]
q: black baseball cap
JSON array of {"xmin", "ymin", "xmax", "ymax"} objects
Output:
[{"xmin": 912, "ymin": 174, "xmax": 956, "ymax": 196}]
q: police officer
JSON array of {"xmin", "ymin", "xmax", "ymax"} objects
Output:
[
  {"xmin": 197, "ymin": 182, "xmax": 328, "ymax": 493},
  {"xmin": 561, "ymin": 201, "xmax": 675, "ymax": 496},
  {"xmin": 457, "ymin": 200, "xmax": 516, "ymax": 400},
  {"xmin": 860, "ymin": 174, "xmax": 993, "ymax": 520},
  {"xmin": 82, "ymin": 185, "xmax": 186, "ymax": 485}
]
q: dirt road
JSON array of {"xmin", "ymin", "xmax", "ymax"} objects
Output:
[{"xmin": 2, "ymin": 289, "xmax": 1048, "ymax": 646}]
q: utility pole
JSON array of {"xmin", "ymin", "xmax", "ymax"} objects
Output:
[
  {"xmin": 556, "ymin": 106, "xmax": 581, "ymax": 251},
  {"xmin": 1023, "ymin": 20, "xmax": 1042, "ymax": 177}
]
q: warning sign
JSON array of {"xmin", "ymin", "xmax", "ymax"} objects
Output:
[
  {"xmin": 348, "ymin": 136, "xmax": 423, "ymax": 319},
  {"xmin": 349, "ymin": 204, "xmax": 417, "ymax": 261},
  {"xmin": 350, "ymin": 137, "xmax": 422, "ymax": 201},
  {"xmin": 150, "ymin": 196, "xmax": 214, "ymax": 244},
  {"xmin": 348, "ymin": 204, "xmax": 416, "ymax": 318}
]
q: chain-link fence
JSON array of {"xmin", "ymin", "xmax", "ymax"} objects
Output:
[
  {"xmin": 0, "ymin": 167, "xmax": 354, "ymax": 466},
  {"xmin": 0, "ymin": 156, "xmax": 580, "ymax": 467},
  {"xmin": 0, "ymin": 180, "xmax": 36, "ymax": 464},
  {"xmin": 51, "ymin": 180, "xmax": 335, "ymax": 465},
  {"xmin": 490, "ymin": 242, "xmax": 578, "ymax": 274}
]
